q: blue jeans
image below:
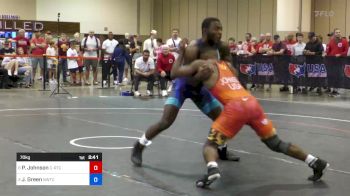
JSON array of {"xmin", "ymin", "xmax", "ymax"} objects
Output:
[
  {"xmin": 18, "ymin": 66, "xmax": 32, "ymax": 84},
  {"xmin": 31, "ymin": 57, "xmax": 43, "ymax": 71},
  {"xmin": 114, "ymin": 61, "xmax": 125, "ymax": 83},
  {"xmin": 59, "ymin": 59, "xmax": 68, "ymax": 82}
]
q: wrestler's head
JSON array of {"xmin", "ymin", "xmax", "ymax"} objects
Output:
[{"xmin": 202, "ymin": 17, "xmax": 222, "ymax": 45}]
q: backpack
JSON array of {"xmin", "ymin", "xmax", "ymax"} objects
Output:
[{"xmin": 83, "ymin": 36, "xmax": 100, "ymax": 56}]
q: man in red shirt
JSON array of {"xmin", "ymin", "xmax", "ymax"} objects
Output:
[
  {"xmin": 259, "ymin": 33, "xmax": 273, "ymax": 54},
  {"xmin": 157, "ymin": 45, "xmax": 175, "ymax": 97},
  {"xmin": 326, "ymin": 28, "xmax": 349, "ymax": 97},
  {"xmin": 326, "ymin": 28, "xmax": 349, "ymax": 56},
  {"xmin": 30, "ymin": 30, "xmax": 47, "ymax": 81},
  {"xmin": 13, "ymin": 29, "xmax": 30, "ymax": 54},
  {"xmin": 285, "ymin": 33, "xmax": 297, "ymax": 55},
  {"xmin": 255, "ymin": 34, "xmax": 265, "ymax": 54}
]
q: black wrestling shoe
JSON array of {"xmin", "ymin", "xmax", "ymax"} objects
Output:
[
  {"xmin": 196, "ymin": 166, "xmax": 221, "ymax": 188},
  {"xmin": 308, "ymin": 158, "xmax": 329, "ymax": 181},
  {"xmin": 131, "ymin": 141, "xmax": 145, "ymax": 167},
  {"xmin": 218, "ymin": 146, "xmax": 240, "ymax": 162}
]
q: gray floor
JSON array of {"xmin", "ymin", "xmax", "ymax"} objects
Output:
[{"xmin": 1, "ymin": 86, "xmax": 350, "ymax": 196}]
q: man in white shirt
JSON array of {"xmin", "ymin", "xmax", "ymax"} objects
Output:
[
  {"xmin": 292, "ymin": 32, "xmax": 307, "ymax": 94},
  {"xmin": 292, "ymin": 33, "xmax": 306, "ymax": 56},
  {"xmin": 166, "ymin": 28, "xmax": 182, "ymax": 59},
  {"xmin": 143, "ymin": 30, "xmax": 158, "ymax": 61},
  {"xmin": 134, "ymin": 50, "xmax": 155, "ymax": 96},
  {"xmin": 81, "ymin": 30, "xmax": 100, "ymax": 85},
  {"xmin": 101, "ymin": 32, "xmax": 118, "ymax": 87}
]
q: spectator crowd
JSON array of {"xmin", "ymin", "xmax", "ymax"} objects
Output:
[{"xmin": 0, "ymin": 27, "xmax": 349, "ymax": 97}]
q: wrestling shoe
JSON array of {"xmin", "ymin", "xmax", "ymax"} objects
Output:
[
  {"xmin": 218, "ymin": 146, "xmax": 240, "ymax": 162},
  {"xmin": 308, "ymin": 158, "xmax": 329, "ymax": 181},
  {"xmin": 131, "ymin": 141, "xmax": 145, "ymax": 167},
  {"xmin": 196, "ymin": 166, "xmax": 221, "ymax": 188}
]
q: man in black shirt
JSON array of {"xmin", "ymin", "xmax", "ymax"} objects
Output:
[
  {"xmin": 0, "ymin": 40, "xmax": 15, "ymax": 61},
  {"xmin": 304, "ymin": 32, "xmax": 324, "ymax": 56},
  {"xmin": 0, "ymin": 40, "xmax": 12, "ymax": 89},
  {"xmin": 304, "ymin": 32, "xmax": 324, "ymax": 95}
]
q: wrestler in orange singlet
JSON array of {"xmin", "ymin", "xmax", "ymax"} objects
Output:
[{"xmin": 171, "ymin": 18, "xmax": 329, "ymax": 188}]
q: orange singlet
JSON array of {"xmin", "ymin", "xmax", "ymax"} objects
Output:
[{"xmin": 209, "ymin": 61, "xmax": 275, "ymax": 141}]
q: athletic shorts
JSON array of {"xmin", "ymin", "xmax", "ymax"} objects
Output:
[
  {"xmin": 78, "ymin": 66, "xmax": 84, "ymax": 73},
  {"xmin": 209, "ymin": 96, "xmax": 275, "ymax": 145},
  {"xmin": 164, "ymin": 77, "xmax": 221, "ymax": 114},
  {"xmin": 83, "ymin": 59, "xmax": 98, "ymax": 69},
  {"xmin": 69, "ymin": 68, "xmax": 78, "ymax": 73},
  {"xmin": 47, "ymin": 64, "xmax": 56, "ymax": 69}
]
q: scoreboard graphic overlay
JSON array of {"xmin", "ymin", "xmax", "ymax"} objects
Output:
[{"xmin": 16, "ymin": 153, "xmax": 102, "ymax": 186}]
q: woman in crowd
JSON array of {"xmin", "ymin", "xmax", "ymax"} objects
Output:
[{"xmin": 16, "ymin": 47, "xmax": 33, "ymax": 88}]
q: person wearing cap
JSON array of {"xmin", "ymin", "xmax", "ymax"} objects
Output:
[
  {"xmin": 166, "ymin": 28, "xmax": 182, "ymax": 59},
  {"xmin": 30, "ymin": 30, "xmax": 47, "ymax": 82},
  {"xmin": 269, "ymin": 34, "xmax": 287, "ymax": 55},
  {"xmin": 81, "ymin": 30, "xmax": 101, "ymax": 85},
  {"xmin": 304, "ymin": 32, "xmax": 324, "ymax": 56},
  {"xmin": 157, "ymin": 45, "xmax": 175, "ymax": 97},
  {"xmin": 326, "ymin": 28, "xmax": 349, "ymax": 97},
  {"xmin": 267, "ymin": 34, "xmax": 288, "ymax": 92},
  {"xmin": 304, "ymin": 32, "xmax": 324, "ymax": 95},
  {"xmin": 13, "ymin": 29, "xmax": 30, "ymax": 54},
  {"xmin": 0, "ymin": 39, "xmax": 15, "ymax": 62},
  {"xmin": 143, "ymin": 30, "xmax": 158, "ymax": 61}
]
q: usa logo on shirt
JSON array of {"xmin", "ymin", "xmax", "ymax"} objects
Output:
[
  {"xmin": 289, "ymin": 63, "xmax": 305, "ymax": 78},
  {"xmin": 344, "ymin": 65, "xmax": 350, "ymax": 78},
  {"xmin": 338, "ymin": 43, "xmax": 343, "ymax": 48},
  {"xmin": 169, "ymin": 59, "xmax": 174, "ymax": 64},
  {"xmin": 240, "ymin": 64, "xmax": 256, "ymax": 76}
]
